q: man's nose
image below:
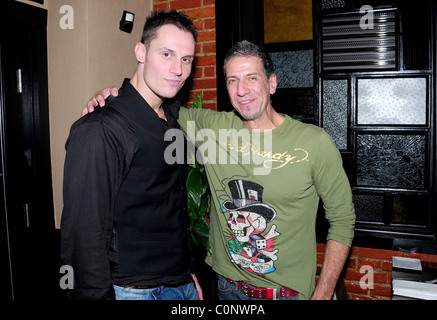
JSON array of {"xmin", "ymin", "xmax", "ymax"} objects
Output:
[
  {"xmin": 237, "ymin": 80, "xmax": 249, "ymax": 96},
  {"xmin": 170, "ymin": 60, "xmax": 183, "ymax": 76}
]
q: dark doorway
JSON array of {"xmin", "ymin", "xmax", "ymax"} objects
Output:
[{"xmin": 0, "ymin": 0, "xmax": 62, "ymax": 300}]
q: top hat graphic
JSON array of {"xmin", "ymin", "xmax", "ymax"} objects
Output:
[{"xmin": 222, "ymin": 179, "xmax": 277, "ymax": 222}]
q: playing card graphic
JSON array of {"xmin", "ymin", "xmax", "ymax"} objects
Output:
[{"xmin": 221, "ymin": 179, "xmax": 280, "ymax": 276}]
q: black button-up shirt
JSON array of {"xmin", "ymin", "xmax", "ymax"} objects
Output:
[{"xmin": 60, "ymin": 79, "xmax": 191, "ymax": 300}]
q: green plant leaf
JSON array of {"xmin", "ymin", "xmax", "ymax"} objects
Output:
[
  {"xmin": 198, "ymin": 196, "xmax": 209, "ymax": 219},
  {"xmin": 185, "ymin": 92, "xmax": 211, "ymax": 253},
  {"xmin": 187, "ymin": 169, "xmax": 203, "ymax": 207},
  {"xmin": 291, "ymin": 115, "xmax": 304, "ymax": 122},
  {"xmin": 192, "ymin": 91, "xmax": 203, "ymax": 109},
  {"xmin": 191, "ymin": 217, "xmax": 211, "ymax": 252}
]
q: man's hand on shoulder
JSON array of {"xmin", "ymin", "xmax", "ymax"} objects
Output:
[{"xmin": 82, "ymin": 86, "xmax": 119, "ymax": 116}]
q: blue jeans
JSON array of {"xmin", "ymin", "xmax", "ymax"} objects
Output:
[
  {"xmin": 217, "ymin": 275, "xmax": 299, "ymax": 300},
  {"xmin": 113, "ymin": 282, "xmax": 199, "ymax": 300}
]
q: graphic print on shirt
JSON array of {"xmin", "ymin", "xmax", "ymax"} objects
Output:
[{"xmin": 220, "ymin": 179, "xmax": 280, "ymax": 276}]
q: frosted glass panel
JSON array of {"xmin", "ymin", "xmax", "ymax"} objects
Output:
[
  {"xmin": 353, "ymin": 194, "xmax": 383, "ymax": 222},
  {"xmin": 357, "ymin": 78, "xmax": 427, "ymax": 125},
  {"xmin": 356, "ymin": 134, "xmax": 426, "ymax": 189},
  {"xmin": 323, "ymin": 79, "xmax": 348, "ymax": 149},
  {"xmin": 270, "ymin": 50, "xmax": 313, "ymax": 88}
]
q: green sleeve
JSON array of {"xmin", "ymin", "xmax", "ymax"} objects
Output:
[
  {"xmin": 312, "ymin": 130, "xmax": 355, "ymax": 246},
  {"xmin": 178, "ymin": 107, "xmax": 217, "ymax": 133}
]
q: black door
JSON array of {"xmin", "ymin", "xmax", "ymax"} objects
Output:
[{"xmin": 0, "ymin": 0, "xmax": 61, "ymax": 300}]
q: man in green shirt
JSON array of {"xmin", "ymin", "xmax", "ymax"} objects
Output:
[{"xmin": 85, "ymin": 40, "xmax": 355, "ymax": 300}]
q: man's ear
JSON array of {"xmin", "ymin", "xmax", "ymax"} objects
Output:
[
  {"xmin": 268, "ymin": 73, "xmax": 277, "ymax": 95},
  {"xmin": 134, "ymin": 42, "xmax": 146, "ymax": 63}
]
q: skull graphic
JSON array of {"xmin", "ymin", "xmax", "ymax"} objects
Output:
[
  {"xmin": 227, "ymin": 210, "xmax": 267, "ymax": 242},
  {"xmin": 222, "ymin": 179, "xmax": 281, "ymax": 275}
]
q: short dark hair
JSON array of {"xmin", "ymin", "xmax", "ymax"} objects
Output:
[
  {"xmin": 141, "ymin": 10, "xmax": 198, "ymax": 49},
  {"xmin": 223, "ymin": 40, "xmax": 275, "ymax": 80}
]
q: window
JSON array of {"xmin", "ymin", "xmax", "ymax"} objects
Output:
[{"xmin": 317, "ymin": 0, "xmax": 435, "ymax": 248}]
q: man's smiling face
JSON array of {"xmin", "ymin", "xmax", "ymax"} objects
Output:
[{"xmin": 225, "ymin": 55, "xmax": 277, "ymax": 122}]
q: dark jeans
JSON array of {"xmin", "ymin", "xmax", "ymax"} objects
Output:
[{"xmin": 113, "ymin": 282, "xmax": 199, "ymax": 300}]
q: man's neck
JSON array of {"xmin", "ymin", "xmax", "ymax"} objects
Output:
[
  {"xmin": 243, "ymin": 108, "xmax": 285, "ymax": 132},
  {"xmin": 130, "ymin": 72, "xmax": 163, "ymax": 112}
]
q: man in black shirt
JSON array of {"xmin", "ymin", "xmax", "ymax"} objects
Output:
[{"xmin": 60, "ymin": 10, "xmax": 201, "ymax": 300}]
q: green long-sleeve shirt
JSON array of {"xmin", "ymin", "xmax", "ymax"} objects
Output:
[{"xmin": 178, "ymin": 108, "xmax": 355, "ymax": 299}]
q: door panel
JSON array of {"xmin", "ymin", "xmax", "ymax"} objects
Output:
[{"xmin": 0, "ymin": 0, "xmax": 61, "ymax": 300}]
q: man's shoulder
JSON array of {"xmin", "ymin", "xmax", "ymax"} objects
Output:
[
  {"xmin": 285, "ymin": 115, "xmax": 323, "ymax": 134},
  {"xmin": 69, "ymin": 106, "xmax": 133, "ymax": 140},
  {"xmin": 179, "ymin": 107, "xmax": 239, "ymax": 125},
  {"xmin": 73, "ymin": 106, "xmax": 126, "ymax": 126},
  {"xmin": 67, "ymin": 106, "xmax": 136, "ymax": 152}
]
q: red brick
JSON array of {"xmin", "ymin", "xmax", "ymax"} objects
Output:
[
  {"xmin": 195, "ymin": 44, "xmax": 202, "ymax": 55},
  {"xmin": 186, "ymin": 7, "xmax": 216, "ymax": 19},
  {"xmin": 196, "ymin": 42, "xmax": 214, "ymax": 55},
  {"xmin": 202, "ymin": 90, "xmax": 217, "ymax": 101},
  {"xmin": 195, "ymin": 55, "xmax": 216, "ymax": 67},
  {"xmin": 193, "ymin": 20, "xmax": 203, "ymax": 30},
  {"xmin": 202, "ymin": 102, "xmax": 217, "ymax": 110},
  {"xmin": 369, "ymin": 284, "xmax": 392, "ymax": 298},
  {"xmin": 344, "ymin": 269, "xmax": 363, "ymax": 282},
  {"xmin": 192, "ymin": 67, "xmax": 204, "ymax": 79},
  {"xmin": 357, "ymin": 258, "xmax": 383, "ymax": 272},
  {"xmin": 367, "ymin": 295, "xmax": 390, "ymax": 300},
  {"xmin": 204, "ymin": 66, "xmax": 216, "ymax": 78},
  {"xmin": 205, "ymin": 18, "xmax": 216, "ymax": 29},
  {"xmin": 187, "ymin": 89, "xmax": 215, "ymax": 102},
  {"xmin": 187, "ymin": 90, "xmax": 202, "ymax": 102},
  {"xmin": 203, "ymin": 42, "xmax": 217, "ymax": 54},
  {"xmin": 203, "ymin": 0, "xmax": 215, "ymax": 6},
  {"xmin": 346, "ymin": 255, "xmax": 358, "ymax": 269},
  {"xmin": 316, "ymin": 252, "xmax": 324, "ymax": 265},
  {"xmin": 373, "ymin": 272, "xmax": 389, "ymax": 285},
  {"xmin": 349, "ymin": 294, "xmax": 373, "ymax": 300},
  {"xmin": 170, "ymin": 0, "xmax": 202, "ymax": 10},
  {"xmin": 198, "ymin": 30, "xmax": 216, "ymax": 42},
  {"xmin": 345, "ymin": 266, "xmax": 388, "ymax": 284},
  {"xmin": 317, "ymin": 243, "xmax": 326, "ymax": 252},
  {"xmin": 345, "ymin": 281, "xmax": 368, "ymax": 295},
  {"xmin": 422, "ymin": 253, "xmax": 437, "ymax": 263},
  {"xmin": 191, "ymin": 78, "xmax": 216, "ymax": 90},
  {"xmin": 349, "ymin": 246, "xmax": 359, "ymax": 257},
  {"xmin": 359, "ymin": 247, "xmax": 394, "ymax": 260},
  {"xmin": 381, "ymin": 260, "xmax": 392, "ymax": 272},
  {"xmin": 195, "ymin": 45, "xmax": 202, "ymax": 55}
]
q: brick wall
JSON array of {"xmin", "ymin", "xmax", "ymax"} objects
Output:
[
  {"xmin": 154, "ymin": 0, "xmax": 437, "ymax": 300},
  {"xmin": 153, "ymin": 0, "xmax": 217, "ymax": 110},
  {"xmin": 317, "ymin": 243, "xmax": 437, "ymax": 300}
]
